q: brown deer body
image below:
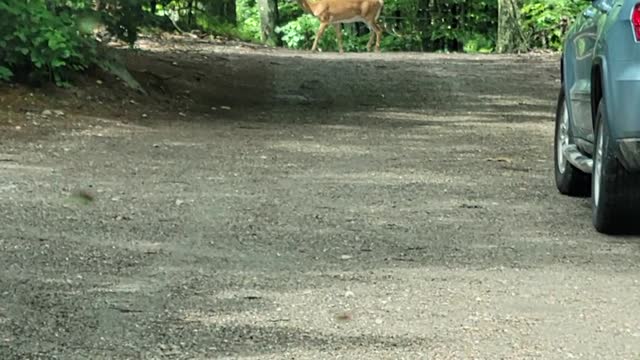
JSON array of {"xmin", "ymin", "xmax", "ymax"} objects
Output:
[{"xmin": 296, "ymin": 0, "xmax": 384, "ymax": 53}]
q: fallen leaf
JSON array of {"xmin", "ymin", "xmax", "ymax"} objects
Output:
[
  {"xmin": 336, "ymin": 312, "xmax": 353, "ymax": 321},
  {"xmin": 69, "ymin": 189, "xmax": 95, "ymax": 204}
]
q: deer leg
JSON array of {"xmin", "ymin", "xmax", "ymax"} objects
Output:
[
  {"xmin": 373, "ymin": 22, "xmax": 382, "ymax": 52},
  {"xmin": 311, "ymin": 22, "xmax": 329, "ymax": 52},
  {"xmin": 334, "ymin": 23, "xmax": 344, "ymax": 53},
  {"xmin": 366, "ymin": 24, "xmax": 375, "ymax": 52}
]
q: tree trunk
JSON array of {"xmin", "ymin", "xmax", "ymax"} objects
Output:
[
  {"xmin": 258, "ymin": 0, "xmax": 278, "ymax": 46},
  {"xmin": 497, "ymin": 0, "xmax": 525, "ymax": 53},
  {"xmin": 187, "ymin": 0, "xmax": 194, "ymax": 27},
  {"xmin": 226, "ymin": 0, "xmax": 237, "ymax": 25},
  {"xmin": 419, "ymin": 0, "xmax": 431, "ymax": 51},
  {"xmin": 205, "ymin": 0, "xmax": 237, "ymax": 25}
]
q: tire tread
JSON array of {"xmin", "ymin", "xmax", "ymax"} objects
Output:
[{"xmin": 593, "ymin": 99, "xmax": 640, "ymax": 234}]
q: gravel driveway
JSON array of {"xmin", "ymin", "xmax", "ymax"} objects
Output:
[{"xmin": 2, "ymin": 40, "xmax": 640, "ymax": 359}]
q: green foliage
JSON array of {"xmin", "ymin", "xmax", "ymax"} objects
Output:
[
  {"xmin": 236, "ymin": 0, "xmax": 262, "ymax": 41},
  {"xmin": 269, "ymin": 0, "xmax": 499, "ymax": 53},
  {"xmin": 0, "ymin": 0, "xmax": 588, "ymax": 86},
  {"xmin": 462, "ymin": 33, "xmax": 494, "ymax": 53},
  {"xmin": 0, "ymin": 0, "xmax": 97, "ymax": 85},
  {"xmin": 100, "ymin": 0, "xmax": 147, "ymax": 45},
  {"xmin": 151, "ymin": 0, "xmax": 239, "ymax": 33},
  {"xmin": 199, "ymin": 20, "xmax": 240, "ymax": 38},
  {"xmin": 277, "ymin": 16, "xmax": 382, "ymax": 53},
  {"xmin": 0, "ymin": 65, "xmax": 12, "ymax": 81},
  {"xmin": 0, "ymin": 0, "xmax": 213, "ymax": 85},
  {"xmin": 521, "ymin": 0, "xmax": 582, "ymax": 50},
  {"xmin": 421, "ymin": 0, "xmax": 498, "ymax": 52},
  {"xmin": 277, "ymin": 14, "xmax": 326, "ymax": 49},
  {"xmin": 264, "ymin": 0, "xmax": 581, "ymax": 53},
  {"xmin": 0, "ymin": 0, "xmax": 162, "ymax": 85},
  {"xmin": 380, "ymin": 32, "xmax": 422, "ymax": 52}
]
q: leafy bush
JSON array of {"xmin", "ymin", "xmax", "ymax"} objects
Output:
[
  {"xmin": 380, "ymin": 32, "xmax": 422, "ymax": 52},
  {"xmin": 0, "ymin": 0, "xmax": 157, "ymax": 85},
  {"xmin": 462, "ymin": 33, "xmax": 494, "ymax": 53},
  {"xmin": 521, "ymin": 0, "xmax": 583, "ymax": 50},
  {"xmin": 236, "ymin": 0, "xmax": 262, "ymax": 41},
  {"xmin": 276, "ymin": 14, "xmax": 337, "ymax": 50},
  {"xmin": 0, "ymin": 0, "xmax": 589, "ymax": 87},
  {"xmin": 99, "ymin": 0, "xmax": 148, "ymax": 45},
  {"xmin": 271, "ymin": 0, "xmax": 498, "ymax": 53},
  {"xmin": 0, "ymin": 0, "xmax": 97, "ymax": 85},
  {"xmin": 0, "ymin": 65, "xmax": 11, "ymax": 81}
]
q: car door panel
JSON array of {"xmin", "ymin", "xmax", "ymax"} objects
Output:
[{"xmin": 568, "ymin": 5, "xmax": 600, "ymax": 140}]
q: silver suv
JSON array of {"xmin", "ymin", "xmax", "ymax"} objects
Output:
[{"xmin": 555, "ymin": 0, "xmax": 640, "ymax": 234}]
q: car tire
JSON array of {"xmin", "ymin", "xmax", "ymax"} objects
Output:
[
  {"xmin": 554, "ymin": 87, "xmax": 590, "ymax": 196},
  {"xmin": 592, "ymin": 98, "xmax": 640, "ymax": 234}
]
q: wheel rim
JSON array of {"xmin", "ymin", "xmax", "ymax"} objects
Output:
[
  {"xmin": 557, "ymin": 98, "xmax": 569, "ymax": 174},
  {"xmin": 594, "ymin": 120, "xmax": 604, "ymax": 208}
]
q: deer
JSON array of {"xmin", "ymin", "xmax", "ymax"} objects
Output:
[{"xmin": 295, "ymin": 0, "xmax": 384, "ymax": 53}]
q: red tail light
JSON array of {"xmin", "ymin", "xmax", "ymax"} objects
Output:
[{"xmin": 633, "ymin": 3, "xmax": 640, "ymax": 40}]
